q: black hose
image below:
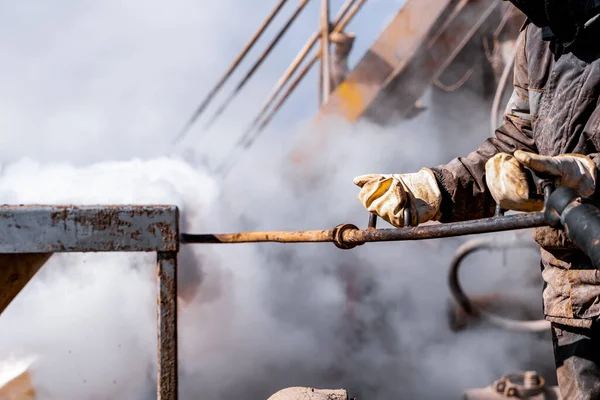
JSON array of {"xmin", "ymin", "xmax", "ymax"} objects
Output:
[{"xmin": 448, "ymin": 237, "xmax": 551, "ymax": 333}]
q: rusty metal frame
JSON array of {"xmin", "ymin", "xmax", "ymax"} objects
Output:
[
  {"xmin": 0, "ymin": 205, "xmax": 180, "ymax": 400},
  {"xmin": 311, "ymin": 0, "xmax": 500, "ymax": 124},
  {"xmin": 288, "ymin": 0, "xmax": 501, "ymax": 166}
]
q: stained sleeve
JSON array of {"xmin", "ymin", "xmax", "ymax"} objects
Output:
[{"xmin": 429, "ymin": 25, "xmax": 538, "ymax": 222}]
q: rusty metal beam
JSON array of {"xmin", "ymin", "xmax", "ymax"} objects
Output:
[
  {"xmin": 312, "ymin": 0, "xmax": 455, "ymax": 124},
  {"xmin": 288, "ymin": 0, "xmax": 499, "ymax": 164},
  {"xmin": 157, "ymin": 251, "xmax": 178, "ymax": 400},
  {"xmin": 0, "ymin": 205, "xmax": 180, "ymax": 400},
  {"xmin": 364, "ymin": 0, "xmax": 500, "ymax": 124},
  {"xmin": 0, "ymin": 205, "xmax": 179, "ymax": 253},
  {"xmin": 319, "ymin": 0, "xmax": 499, "ymax": 123}
]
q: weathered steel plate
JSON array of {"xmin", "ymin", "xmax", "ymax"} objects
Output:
[{"xmin": 0, "ymin": 205, "xmax": 179, "ymax": 253}]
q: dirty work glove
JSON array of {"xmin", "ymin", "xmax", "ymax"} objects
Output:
[
  {"xmin": 353, "ymin": 168, "xmax": 442, "ymax": 228},
  {"xmin": 485, "ymin": 153, "xmax": 544, "ymax": 212},
  {"xmin": 514, "ymin": 150, "xmax": 598, "ymax": 197}
]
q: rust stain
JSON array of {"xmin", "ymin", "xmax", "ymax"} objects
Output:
[
  {"xmin": 157, "ymin": 252, "xmax": 178, "ymax": 399},
  {"xmin": 155, "ymin": 222, "xmax": 178, "ymax": 251},
  {"xmin": 336, "ymin": 81, "xmax": 365, "ymax": 122}
]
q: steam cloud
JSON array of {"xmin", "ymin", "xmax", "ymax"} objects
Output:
[{"xmin": 0, "ymin": 1, "xmax": 555, "ymax": 399}]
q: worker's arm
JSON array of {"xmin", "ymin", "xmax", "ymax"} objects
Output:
[
  {"xmin": 354, "ymin": 26, "xmax": 536, "ymax": 228},
  {"xmin": 429, "ymin": 25, "xmax": 537, "ymax": 222}
]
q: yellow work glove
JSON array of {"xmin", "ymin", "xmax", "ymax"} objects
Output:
[
  {"xmin": 514, "ymin": 150, "xmax": 598, "ymax": 197},
  {"xmin": 353, "ymin": 168, "xmax": 442, "ymax": 228},
  {"xmin": 485, "ymin": 153, "xmax": 544, "ymax": 212}
]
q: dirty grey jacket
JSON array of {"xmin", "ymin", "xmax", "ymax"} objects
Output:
[{"xmin": 430, "ymin": 21, "xmax": 600, "ymax": 328}]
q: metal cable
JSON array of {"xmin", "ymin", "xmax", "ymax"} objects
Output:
[
  {"xmin": 217, "ymin": 0, "xmax": 368, "ymax": 177},
  {"xmin": 203, "ymin": 0, "xmax": 314, "ymax": 131},
  {"xmin": 173, "ymin": 0, "xmax": 290, "ymax": 144}
]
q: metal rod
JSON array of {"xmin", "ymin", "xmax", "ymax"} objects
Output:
[
  {"xmin": 181, "ymin": 212, "xmax": 547, "ymax": 249},
  {"xmin": 245, "ymin": 0, "xmax": 366, "ymax": 141},
  {"xmin": 173, "ymin": 0, "xmax": 289, "ymax": 144},
  {"xmin": 243, "ymin": 0, "xmax": 358, "ymax": 138},
  {"xmin": 204, "ymin": 0, "xmax": 313, "ymax": 131},
  {"xmin": 447, "ymin": 238, "xmax": 550, "ymax": 333},
  {"xmin": 216, "ymin": 50, "xmax": 320, "ymax": 176},
  {"xmin": 216, "ymin": 0, "xmax": 366, "ymax": 177},
  {"xmin": 320, "ymin": 0, "xmax": 332, "ymax": 103},
  {"xmin": 157, "ymin": 251, "xmax": 178, "ymax": 400},
  {"xmin": 257, "ymin": 54, "xmax": 317, "ymax": 132}
]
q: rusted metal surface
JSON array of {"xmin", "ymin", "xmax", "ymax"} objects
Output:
[
  {"xmin": 0, "ymin": 205, "xmax": 179, "ymax": 253},
  {"xmin": 313, "ymin": 0, "xmax": 462, "ymax": 123},
  {"xmin": 157, "ymin": 251, "xmax": 178, "ymax": 400},
  {"xmin": 182, "ymin": 212, "xmax": 548, "ymax": 248},
  {"xmin": 365, "ymin": 0, "xmax": 500, "ymax": 124},
  {"xmin": 287, "ymin": 0, "xmax": 500, "ymax": 165},
  {"xmin": 0, "ymin": 205, "xmax": 180, "ymax": 399},
  {"xmin": 0, "ymin": 253, "xmax": 52, "ymax": 316}
]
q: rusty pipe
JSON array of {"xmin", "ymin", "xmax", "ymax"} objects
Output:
[
  {"xmin": 181, "ymin": 212, "xmax": 547, "ymax": 249},
  {"xmin": 204, "ymin": 0, "xmax": 313, "ymax": 131},
  {"xmin": 173, "ymin": 0, "xmax": 290, "ymax": 144}
]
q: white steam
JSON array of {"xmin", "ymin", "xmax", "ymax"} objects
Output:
[{"xmin": 0, "ymin": 1, "xmax": 555, "ymax": 400}]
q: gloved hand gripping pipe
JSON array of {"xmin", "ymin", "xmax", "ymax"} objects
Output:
[
  {"xmin": 181, "ymin": 212, "xmax": 548, "ymax": 249},
  {"xmin": 182, "ymin": 183, "xmax": 549, "ymax": 248},
  {"xmin": 182, "ymin": 186, "xmax": 600, "ymax": 257}
]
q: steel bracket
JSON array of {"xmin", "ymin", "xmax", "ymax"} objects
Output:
[{"xmin": 0, "ymin": 205, "xmax": 180, "ymax": 400}]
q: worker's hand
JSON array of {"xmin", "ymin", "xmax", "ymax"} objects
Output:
[
  {"xmin": 514, "ymin": 150, "xmax": 597, "ymax": 197},
  {"xmin": 485, "ymin": 153, "xmax": 544, "ymax": 212},
  {"xmin": 353, "ymin": 168, "xmax": 442, "ymax": 227}
]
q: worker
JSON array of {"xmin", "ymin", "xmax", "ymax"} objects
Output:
[{"xmin": 354, "ymin": 1, "xmax": 600, "ymax": 398}]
